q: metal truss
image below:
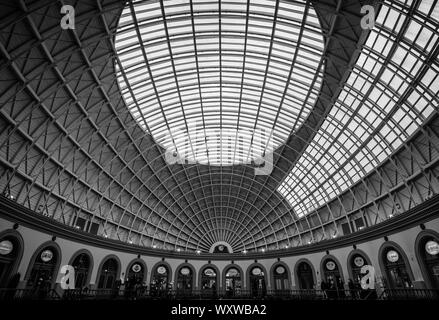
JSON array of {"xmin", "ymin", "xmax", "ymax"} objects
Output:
[{"xmin": 0, "ymin": 0, "xmax": 438, "ymax": 254}]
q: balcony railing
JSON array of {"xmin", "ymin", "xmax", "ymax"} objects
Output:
[{"xmin": 0, "ymin": 287, "xmax": 437, "ymax": 301}]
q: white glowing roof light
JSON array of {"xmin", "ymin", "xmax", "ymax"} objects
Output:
[
  {"xmin": 279, "ymin": 0, "xmax": 439, "ymax": 218},
  {"xmin": 115, "ymin": 0, "xmax": 325, "ymax": 165}
]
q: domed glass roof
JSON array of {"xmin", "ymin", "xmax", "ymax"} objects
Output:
[{"xmin": 115, "ymin": 0, "xmax": 324, "ymax": 165}]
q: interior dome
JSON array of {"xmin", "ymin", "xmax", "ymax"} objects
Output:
[{"xmin": 115, "ymin": 0, "xmax": 325, "ymax": 165}]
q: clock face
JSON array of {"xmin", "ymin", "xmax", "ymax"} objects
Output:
[
  {"xmin": 132, "ymin": 264, "xmax": 142, "ymax": 273},
  {"xmin": 180, "ymin": 267, "xmax": 190, "ymax": 275},
  {"xmin": 354, "ymin": 256, "xmax": 365, "ymax": 267},
  {"xmin": 387, "ymin": 250, "xmax": 399, "ymax": 263},
  {"xmin": 40, "ymin": 249, "xmax": 53, "ymax": 262},
  {"xmin": 326, "ymin": 261, "xmax": 336, "ymax": 271},
  {"xmin": 204, "ymin": 268, "xmax": 215, "ymax": 276},
  {"xmin": 157, "ymin": 266, "xmax": 167, "ymax": 274},
  {"xmin": 276, "ymin": 266, "xmax": 285, "ymax": 274},
  {"xmin": 0, "ymin": 240, "xmax": 13, "ymax": 255},
  {"xmin": 226, "ymin": 268, "xmax": 239, "ymax": 277},
  {"xmin": 218, "ymin": 245, "xmax": 224, "ymax": 251},
  {"xmin": 252, "ymin": 267, "xmax": 262, "ymax": 276},
  {"xmin": 425, "ymin": 240, "xmax": 439, "ymax": 255}
]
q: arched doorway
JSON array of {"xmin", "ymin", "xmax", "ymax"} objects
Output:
[
  {"xmin": 26, "ymin": 244, "xmax": 60, "ymax": 292},
  {"xmin": 97, "ymin": 257, "xmax": 119, "ymax": 289},
  {"xmin": 150, "ymin": 264, "xmax": 170, "ymax": 296},
  {"xmin": 349, "ymin": 253, "xmax": 369, "ymax": 285},
  {"xmin": 71, "ymin": 252, "xmax": 91, "ymax": 289},
  {"xmin": 296, "ymin": 261, "xmax": 315, "ymax": 290},
  {"xmin": 416, "ymin": 232, "xmax": 439, "ymax": 289},
  {"xmin": 225, "ymin": 267, "xmax": 242, "ymax": 297},
  {"xmin": 0, "ymin": 235, "xmax": 21, "ymax": 288},
  {"xmin": 249, "ymin": 266, "xmax": 266, "ymax": 297},
  {"xmin": 272, "ymin": 264, "xmax": 289, "ymax": 293},
  {"xmin": 127, "ymin": 261, "xmax": 146, "ymax": 285},
  {"xmin": 176, "ymin": 265, "xmax": 194, "ymax": 296},
  {"xmin": 200, "ymin": 266, "xmax": 218, "ymax": 297},
  {"xmin": 321, "ymin": 257, "xmax": 344, "ymax": 298},
  {"xmin": 381, "ymin": 246, "xmax": 413, "ymax": 289}
]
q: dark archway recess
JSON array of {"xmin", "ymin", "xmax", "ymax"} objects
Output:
[
  {"xmin": 150, "ymin": 264, "xmax": 171, "ymax": 296},
  {"xmin": 249, "ymin": 266, "xmax": 267, "ymax": 298},
  {"xmin": 322, "ymin": 258, "xmax": 345, "ymax": 299},
  {"xmin": 26, "ymin": 246, "xmax": 59, "ymax": 292},
  {"xmin": 127, "ymin": 261, "xmax": 145, "ymax": 285},
  {"xmin": 200, "ymin": 266, "xmax": 218, "ymax": 297},
  {"xmin": 349, "ymin": 253, "xmax": 368, "ymax": 285},
  {"xmin": 0, "ymin": 234, "xmax": 22, "ymax": 289},
  {"xmin": 296, "ymin": 261, "xmax": 315, "ymax": 290},
  {"xmin": 272, "ymin": 264, "xmax": 290, "ymax": 293},
  {"xmin": 176, "ymin": 265, "xmax": 194, "ymax": 296},
  {"xmin": 97, "ymin": 258, "xmax": 119, "ymax": 290},
  {"xmin": 381, "ymin": 246, "xmax": 413, "ymax": 290},
  {"xmin": 71, "ymin": 253, "xmax": 91, "ymax": 289},
  {"xmin": 225, "ymin": 267, "xmax": 242, "ymax": 297},
  {"xmin": 416, "ymin": 231, "xmax": 439, "ymax": 290}
]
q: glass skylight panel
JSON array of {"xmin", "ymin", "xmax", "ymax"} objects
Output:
[
  {"xmin": 116, "ymin": 0, "xmax": 325, "ymax": 165},
  {"xmin": 278, "ymin": 0, "xmax": 439, "ymax": 217}
]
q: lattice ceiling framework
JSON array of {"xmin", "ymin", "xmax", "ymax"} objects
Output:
[{"xmin": 0, "ymin": 0, "xmax": 438, "ymax": 254}]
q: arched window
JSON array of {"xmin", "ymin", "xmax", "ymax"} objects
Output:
[
  {"xmin": 97, "ymin": 258, "xmax": 119, "ymax": 289},
  {"xmin": 273, "ymin": 264, "xmax": 289, "ymax": 292},
  {"xmin": 0, "ymin": 236, "xmax": 21, "ymax": 288},
  {"xmin": 321, "ymin": 258, "xmax": 345, "ymax": 298},
  {"xmin": 201, "ymin": 267, "xmax": 218, "ymax": 295},
  {"xmin": 176, "ymin": 266, "xmax": 193, "ymax": 296},
  {"xmin": 350, "ymin": 254, "xmax": 368, "ymax": 286},
  {"xmin": 296, "ymin": 261, "xmax": 314, "ymax": 290},
  {"xmin": 71, "ymin": 253, "xmax": 91, "ymax": 289},
  {"xmin": 322, "ymin": 258, "xmax": 341, "ymax": 284},
  {"xmin": 225, "ymin": 267, "xmax": 241, "ymax": 296},
  {"xmin": 249, "ymin": 266, "xmax": 266, "ymax": 297},
  {"xmin": 127, "ymin": 261, "xmax": 145, "ymax": 285},
  {"xmin": 150, "ymin": 264, "xmax": 170, "ymax": 295},
  {"xmin": 382, "ymin": 247, "xmax": 412, "ymax": 289},
  {"xmin": 26, "ymin": 246, "xmax": 59, "ymax": 290},
  {"xmin": 418, "ymin": 236, "xmax": 439, "ymax": 289}
]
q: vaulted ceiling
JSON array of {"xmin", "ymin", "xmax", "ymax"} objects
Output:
[{"xmin": 0, "ymin": 0, "xmax": 438, "ymax": 254}]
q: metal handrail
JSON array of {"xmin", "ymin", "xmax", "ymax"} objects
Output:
[
  {"xmin": 0, "ymin": 288, "xmax": 61, "ymax": 300},
  {"xmin": 1, "ymin": 287, "xmax": 438, "ymax": 301}
]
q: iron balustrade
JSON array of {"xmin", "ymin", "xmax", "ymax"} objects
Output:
[{"xmin": 1, "ymin": 287, "xmax": 438, "ymax": 301}]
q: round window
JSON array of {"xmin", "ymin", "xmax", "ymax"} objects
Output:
[
  {"xmin": 0, "ymin": 240, "xmax": 13, "ymax": 255},
  {"xmin": 425, "ymin": 240, "xmax": 439, "ymax": 256},
  {"xmin": 204, "ymin": 268, "xmax": 215, "ymax": 276},
  {"xmin": 180, "ymin": 267, "xmax": 190, "ymax": 275},
  {"xmin": 132, "ymin": 263, "xmax": 142, "ymax": 273},
  {"xmin": 226, "ymin": 268, "xmax": 239, "ymax": 277},
  {"xmin": 40, "ymin": 249, "xmax": 54, "ymax": 262},
  {"xmin": 157, "ymin": 266, "xmax": 167, "ymax": 275},
  {"xmin": 276, "ymin": 266, "xmax": 285, "ymax": 274},
  {"xmin": 354, "ymin": 256, "xmax": 365, "ymax": 267},
  {"xmin": 386, "ymin": 250, "xmax": 399, "ymax": 263},
  {"xmin": 252, "ymin": 267, "xmax": 262, "ymax": 276},
  {"xmin": 325, "ymin": 261, "xmax": 336, "ymax": 271}
]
